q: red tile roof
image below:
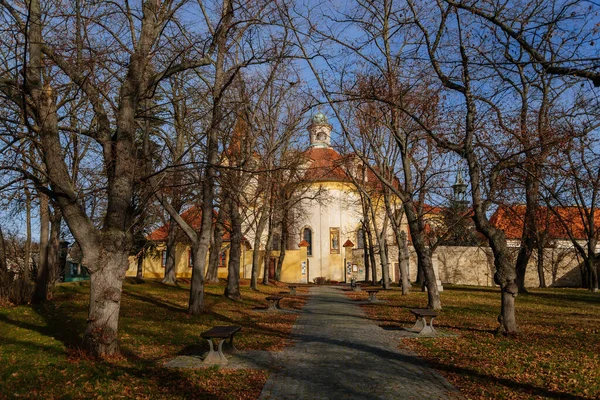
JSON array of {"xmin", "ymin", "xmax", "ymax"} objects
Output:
[
  {"xmin": 301, "ymin": 147, "xmax": 396, "ymax": 190},
  {"xmin": 302, "ymin": 147, "xmax": 350, "ymax": 182},
  {"xmin": 490, "ymin": 204, "xmax": 599, "ymax": 240},
  {"xmin": 147, "ymin": 206, "xmax": 231, "ymax": 242}
]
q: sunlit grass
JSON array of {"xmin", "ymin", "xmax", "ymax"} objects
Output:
[
  {"xmin": 352, "ymin": 285, "xmax": 600, "ymax": 399},
  {"xmin": 0, "ymin": 279, "xmax": 307, "ymax": 399}
]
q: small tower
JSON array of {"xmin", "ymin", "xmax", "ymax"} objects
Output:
[
  {"xmin": 308, "ymin": 112, "xmax": 332, "ymax": 148},
  {"xmin": 452, "ymin": 169, "xmax": 468, "ymax": 205}
]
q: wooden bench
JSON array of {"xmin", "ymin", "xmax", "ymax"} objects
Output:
[
  {"xmin": 409, "ymin": 308, "xmax": 438, "ymax": 336},
  {"xmin": 265, "ymin": 295, "xmax": 283, "ymax": 311},
  {"xmin": 201, "ymin": 325, "xmax": 241, "ymax": 365},
  {"xmin": 366, "ymin": 289, "xmax": 380, "ymax": 302},
  {"xmin": 288, "ymin": 285, "xmax": 297, "ymax": 295}
]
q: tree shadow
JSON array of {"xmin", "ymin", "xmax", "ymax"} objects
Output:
[
  {"xmin": 524, "ymin": 290, "xmax": 600, "ymax": 304},
  {"xmin": 122, "ymin": 290, "xmax": 186, "ymax": 313},
  {"xmin": 0, "ymin": 304, "xmax": 83, "ymax": 350}
]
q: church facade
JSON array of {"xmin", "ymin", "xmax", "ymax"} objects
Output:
[
  {"xmin": 289, "ymin": 112, "xmax": 369, "ymax": 282},
  {"xmin": 130, "ymin": 113, "xmax": 587, "ymax": 288}
]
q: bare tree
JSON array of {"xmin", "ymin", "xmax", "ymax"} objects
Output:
[
  {"xmin": 0, "ymin": 0, "xmax": 240, "ymax": 356},
  {"xmin": 542, "ymin": 134, "xmax": 600, "ymax": 291},
  {"xmin": 281, "ymin": 0, "xmax": 445, "ymax": 308},
  {"xmin": 446, "ymin": 0, "xmax": 600, "ymax": 86}
]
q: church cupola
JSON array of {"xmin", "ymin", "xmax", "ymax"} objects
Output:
[
  {"xmin": 452, "ymin": 169, "xmax": 468, "ymax": 204},
  {"xmin": 308, "ymin": 112, "xmax": 332, "ymax": 148}
]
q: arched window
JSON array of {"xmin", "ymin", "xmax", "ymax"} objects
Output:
[
  {"xmin": 272, "ymin": 233, "xmax": 281, "ymax": 251},
  {"xmin": 357, "ymin": 228, "xmax": 365, "ymax": 249},
  {"xmin": 303, "ymin": 227, "xmax": 313, "ymax": 256}
]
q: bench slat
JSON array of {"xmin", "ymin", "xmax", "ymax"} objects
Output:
[
  {"xmin": 201, "ymin": 325, "xmax": 241, "ymax": 338},
  {"xmin": 409, "ymin": 308, "xmax": 438, "ymax": 317}
]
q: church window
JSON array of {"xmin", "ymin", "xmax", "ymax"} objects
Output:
[
  {"xmin": 161, "ymin": 250, "xmax": 167, "ymax": 268},
  {"xmin": 357, "ymin": 228, "xmax": 365, "ymax": 249},
  {"xmin": 303, "ymin": 228, "xmax": 312, "ymax": 256},
  {"xmin": 330, "ymin": 228, "xmax": 340, "ymax": 254},
  {"xmin": 188, "ymin": 249, "xmax": 193, "ymax": 268},
  {"xmin": 219, "ymin": 251, "xmax": 227, "ymax": 268},
  {"xmin": 272, "ymin": 233, "xmax": 281, "ymax": 251}
]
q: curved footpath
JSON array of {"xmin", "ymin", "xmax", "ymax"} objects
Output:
[{"xmin": 259, "ymin": 286, "xmax": 463, "ymax": 400}]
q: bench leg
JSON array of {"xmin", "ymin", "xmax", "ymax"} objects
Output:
[
  {"xmin": 353, "ymin": 286, "xmax": 361, "ymax": 292},
  {"xmin": 223, "ymin": 332, "xmax": 239, "ymax": 354},
  {"xmin": 410, "ymin": 316, "xmax": 425, "ymax": 332},
  {"xmin": 203, "ymin": 338, "xmax": 228, "ymax": 365},
  {"xmin": 290, "ymin": 288, "xmax": 297, "ymax": 295},
  {"xmin": 267, "ymin": 299, "xmax": 278, "ymax": 311},
  {"xmin": 368, "ymin": 294, "xmax": 377, "ymax": 302},
  {"xmin": 417, "ymin": 316, "xmax": 437, "ymax": 336}
]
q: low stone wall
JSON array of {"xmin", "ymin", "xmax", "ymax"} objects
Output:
[{"xmin": 351, "ymin": 245, "xmax": 584, "ymax": 288}]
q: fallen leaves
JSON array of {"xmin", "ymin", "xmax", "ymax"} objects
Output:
[
  {"xmin": 349, "ymin": 285, "xmax": 600, "ymax": 399},
  {"xmin": 0, "ymin": 279, "xmax": 306, "ymax": 399}
]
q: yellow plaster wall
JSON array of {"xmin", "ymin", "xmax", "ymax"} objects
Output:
[
  {"xmin": 126, "ymin": 243, "xmax": 309, "ymax": 282},
  {"xmin": 126, "ymin": 243, "xmax": 229, "ymax": 279},
  {"xmin": 279, "ymin": 248, "xmax": 308, "ymax": 283}
]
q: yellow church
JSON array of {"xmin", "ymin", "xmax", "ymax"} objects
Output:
[{"xmin": 127, "ymin": 113, "xmax": 407, "ymax": 284}]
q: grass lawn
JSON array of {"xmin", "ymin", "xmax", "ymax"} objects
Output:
[
  {"xmin": 350, "ymin": 285, "xmax": 600, "ymax": 399},
  {"xmin": 0, "ymin": 279, "xmax": 307, "ymax": 399}
]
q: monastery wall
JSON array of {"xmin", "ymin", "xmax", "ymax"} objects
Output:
[{"xmin": 350, "ymin": 245, "xmax": 584, "ymax": 288}]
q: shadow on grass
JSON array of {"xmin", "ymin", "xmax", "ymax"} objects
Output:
[
  {"xmin": 441, "ymin": 285, "xmax": 500, "ymax": 294},
  {"xmin": 524, "ymin": 290, "xmax": 600, "ymax": 304},
  {"xmin": 285, "ymin": 330, "xmax": 586, "ymax": 399},
  {"xmin": 122, "ymin": 290, "xmax": 186, "ymax": 313},
  {"xmin": 0, "ymin": 304, "xmax": 83, "ymax": 351}
]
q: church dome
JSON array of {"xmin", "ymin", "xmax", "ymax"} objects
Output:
[{"xmin": 312, "ymin": 112, "xmax": 329, "ymax": 125}]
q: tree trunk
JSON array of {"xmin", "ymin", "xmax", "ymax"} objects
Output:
[
  {"xmin": 276, "ymin": 235, "xmax": 286, "ymax": 281},
  {"xmin": 515, "ymin": 244, "xmax": 533, "ymax": 293},
  {"xmin": 399, "ymin": 231, "xmax": 410, "ymax": 295},
  {"xmin": 162, "ymin": 215, "xmax": 178, "ymax": 285},
  {"xmin": 33, "ymin": 193, "xmax": 50, "ymax": 303},
  {"xmin": 403, "ymin": 202, "xmax": 440, "ymax": 308},
  {"xmin": 587, "ymin": 256, "xmax": 599, "ymax": 292},
  {"xmin": 188, "ymin": 243, "xmax": 205, "ymax": 315},
  {"xmin": 371, "ymin": 203, "xmax": 390, "ymax": 289},
  {"xmin": 362, "ymin": 227, "xmax": 370, "ymax": 282},
  {"xmin": 498, "ymin": 285, "xmax": 518, "ymax": 336},
  {"xmin": 136, "ymin": 251, "xmax": 144, "ymax": 280},
  {"xmin": 276, "ymin": 209, "xmax": 289, "ymax": 281},
  {"xmin": 225, "ymin": 198, "xmax": 242, "ymax": 300},
  {"xmin": 251, "ymin": 205, "xmax": 269, "ymax": 290},
  {"xmin": 83, "ymin": 248, "xmax": 129, "ymax": 357},
  {"xmin": 0, "ymin": 227, "xmax": 6, "ymax": 273},
  {"xmin": 382, "ymin": 189, "xmax": 409, "ymax": 293},
  {"xmin": 24, "ymin": 187, "xmax": 32, "ymax": 276},
  {"xmin": 262, "ymin": 222, "xmax": 274, "ymax": 285},
  {"xmin": 365, "ymin": 222, "xmax": 377, "ymax": 285},
  {"xmin": 588, "ymin": 240, "xmax": 599, "ymax": 292},
  {"xmin": 537, "ymin": 243, "xmax": 546, "ymax": 288},
  {"xmin": 188, "ymin": 0, "xmax": 233, "ymax": 311},
  {"xmin": 207, "ymin": 208, "xmax": 226, "ymax": 283},
  {"xmin": 188, "ymin": 195, "xmax": 212, "ymax": 315},
  {"xmin": 46, "ymin": 207, "xmax": 62, "ymax": 296},
  {"xmin": 475, "ymin": 210, "xmax": 518, "ymax": 335},
  {"xmin": 378, "ymin": 238, "xmax": 390, "ymax": 289},
  {"xmin": 419, "ymin": 251, "xmax": 441, "ymax": 310},
  {"xmin": 416, "ymin": 261, "xmax": 425, "ymax": 290},
  {"xmin": 515, "ymin": 175, "xmax": 539, "ymax": 293}
]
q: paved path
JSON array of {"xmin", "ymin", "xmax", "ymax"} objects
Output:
[{"xmin": 259, "ymin": 286, "xmax": 463, "ymax": 400}]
